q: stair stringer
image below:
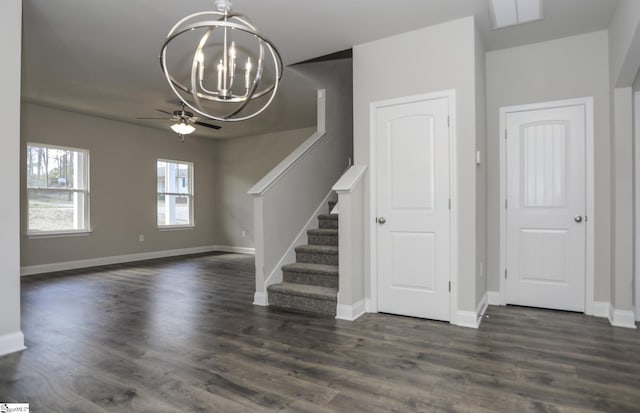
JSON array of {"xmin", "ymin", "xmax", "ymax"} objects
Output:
[{"xmin": 258, "ymin": 190, "xmax": 335, "ymax": 305}]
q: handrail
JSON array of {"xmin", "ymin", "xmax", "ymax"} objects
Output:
[
  {"xmin": 248, "ymin": 89, "xmax": 326, "ymax": 196},
  {"xmin": 332, "ymin": 165, "xmax": 367, "ymax": 193}
]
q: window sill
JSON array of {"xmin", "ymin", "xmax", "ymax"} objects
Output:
[
  {"xmin": 158, "ymin": 225, "xmax": 195, "ymax": 232},
  {"xmin": 27, "ymin": 230, "xmax": 92, "ymax": 239}
]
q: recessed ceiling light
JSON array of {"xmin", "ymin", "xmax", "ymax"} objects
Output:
[{"xmin": 489, "ymin": 0, "xmax": 543, "ymax": 29}]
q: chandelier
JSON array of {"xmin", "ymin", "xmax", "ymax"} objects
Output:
[{"xmin": 160, "ymin": 0, "xmax": 283, "ymax": 122}]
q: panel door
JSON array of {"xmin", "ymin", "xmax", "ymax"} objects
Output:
[
  {"xmin": 376, "ymin": 96, "xmax": 450, "ymax": 321},
  {"xmin": 506, "ymin": 105, "xmax": 586, "ymax": 312}
]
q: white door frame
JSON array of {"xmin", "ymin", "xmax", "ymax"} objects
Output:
[
  {"xmin": 368, "ymin": 89, "xmax": 458, "ymax": 325},
  {"xmin": 634, "ymin": 91, "xmax": 640, "ymax": 321},
  {"xmin": 499, "ymin": 97, "xmax": 595, "ymax": 314}
]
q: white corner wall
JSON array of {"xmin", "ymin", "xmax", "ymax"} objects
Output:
[
  {"xmin": 611, "ymin": 87, "xmax": 635, "ymax": 318},
  {"xmin": 475, "ymin": 25, "xmax": 488, "ymax": 309},
  {"xmin": 353, "ymin": 16, "xmax": 481, "ymax": 317},
  {"xmin": 0, "ymin": 0, "xmax": 25, "ymax": 356},
  {"xmin": 634, "ymin": 80, "xmax": 640, "ymax": 321},
  {"xmin": 609, "ymin": 1, "xmax": 640, "ymax": 327},
  {"xmin": 485, "ymin": 31, "xmax": 611, "ymax": 304}
]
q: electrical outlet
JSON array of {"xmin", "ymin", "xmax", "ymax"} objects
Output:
[
  {"xmin": 139, "ymin": 234, "xmax": 144, "ymax": 242},
  {"xmin": 241, "ymin": 230, "xmax": 246, "ymax": 238}
]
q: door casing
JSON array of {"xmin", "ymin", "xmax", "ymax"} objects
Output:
[
  {"xmin": 634, "ymin": 91, "xmax": 640, "ymax": 321},
  {"xmin": 498, "ymin": 97, "xmax": 595, "ymax": 314},
  {"xmin": 368, "ymin": 89, "xmax": 458, "ymax": 325}
]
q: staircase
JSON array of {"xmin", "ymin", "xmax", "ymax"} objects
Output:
[{"xmin": 268, "ymin": 200, "xmax": 339, "ymax": 316}]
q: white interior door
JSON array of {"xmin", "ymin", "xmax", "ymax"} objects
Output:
[
  {"xmin": 376, "ymin": 96, "xmax": 450, "ymax": 321},
  {"xmin": 505, "ymin": 104, "xmax": 586, "ymax": 312}
]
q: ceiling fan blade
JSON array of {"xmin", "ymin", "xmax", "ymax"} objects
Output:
[
  {"xmin": 194, "ymin": 121, "xmax": 221, "ymax": 130},
  {"xmin": 136, "ymin": 117, "xmax": 171, "ymax": 120},
  {"xmin": 155, "ymin": 108, "xmax": 174, "ymax": 116}
]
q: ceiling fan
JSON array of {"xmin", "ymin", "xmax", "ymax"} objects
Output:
[{"xmin": 137, "ymin": 102, "xmax": 221, "ymax": 142}]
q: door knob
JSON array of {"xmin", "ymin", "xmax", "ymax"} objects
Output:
[
  {"xmin": 574, "ymin": 216, "xmax": 583, "ymax": 223},
  {"xmin": 377, "ymin": 217, "xmax": 386, "ymax": 224}
]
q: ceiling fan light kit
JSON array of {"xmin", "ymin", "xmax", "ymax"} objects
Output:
[
  {"xmin": 136, "ymin": 102, "xmax": 221, "ymax": 142},
  {"xmin": 170, "ymin": 121, "xmax": 196, "ymax": 135},
  {"xmin": 160, "ymin": 0, "xmax": 283, "ymax": 123}
]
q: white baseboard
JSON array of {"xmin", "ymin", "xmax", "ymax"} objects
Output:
[
  {"xmin": 488, "ymin": 291, "xmax": 503, "ymax": 306},
  {"xmin": 0, "ymin": 331, "xmax": 26, "ymax": 357},
  {"xmin": 214, "ymin": 246, "xmax": 256, "ymax": 255},
  {"xmin": 591, "ymin": 301, "xmax": 611, "ymax": 318},
  {"xmin": 336, "ymin": 299, "xmax": 366, "ymax": 321},
  {"xmin": 456, "ymin": 310, "xmax": 480, "ymax": 328},
  {"xmin": 588, "ymin": 301, "xmax": 636, "ymax": 328},
  {"xmin": 364, "ymin": 298, "xmax": 374, "ymax": 313},
  {"xmin": 21, "ymin": 245, "xmax": 255, "ymax": 276},
  {"xmin": 477, "ymin": 292, "xmax": 489, "ymax": 320},
  {"xmin": 253, "ymin": 292, "xmax": 268, "ymax": 306},
  {"xmin": 610, "ymin": 308, "xmax": 637, "ymax": 329},
  {"xmin": 455, "ymin": 293, "xmax": 488, "ymax": 329}
]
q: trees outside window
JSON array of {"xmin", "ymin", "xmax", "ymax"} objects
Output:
[{"xmin": 27, "ymin": 143, "xmax": 89, "ymax": 235}]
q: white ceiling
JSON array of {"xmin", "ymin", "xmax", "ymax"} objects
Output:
[{"xmin": 21, "ymin": 0, "xmax": 619, "ymax": 139}]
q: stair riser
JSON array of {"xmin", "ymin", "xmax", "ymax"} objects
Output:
[
  {"xmin": 296, "ymin": 251, "xmax": 338, "ymax": 266},
  {"xmin": 269, "ymin": 292, "xmax": 336, "ymax": 316},
  {"xmin": 308, "ymin": 234, "xmax": 338, "ymax": 246},
  {"xmin": 318, "ymin": 218, "xmax": 338, "ymax": 229},
  {"xmin": 284, "ymin": 270, "xmax": 338, "ymax": 288}
]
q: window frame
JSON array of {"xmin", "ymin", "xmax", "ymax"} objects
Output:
[
  {"xmin": 156, "ymin": 158, "xmax": 195, "ymax": 229},
  {"xmin": 26, "ymin": 142, "xmax": 91, "ymax": 237}
]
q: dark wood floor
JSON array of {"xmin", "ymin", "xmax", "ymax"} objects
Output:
[{"xmin": 0, "ymin": 253, "xmax": 639, "ymax": 412}]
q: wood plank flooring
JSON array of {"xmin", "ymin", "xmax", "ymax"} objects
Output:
[{"xmin": 1, "ymin": 252, "xmax": 639, "ymax": 412}]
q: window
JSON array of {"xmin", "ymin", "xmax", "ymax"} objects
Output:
[
  {"xmin": 27, "ymin": 143, "xmax": 90, "ymax": 235},
  {"xmin": 157, "ymin": 159, "xmax": 194, "ymax": 228}
]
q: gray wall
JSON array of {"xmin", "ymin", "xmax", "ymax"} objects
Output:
[
  {"xmin": 354, "ymin": 17, "xmax": 482, "ymax": 313},
  {"xmin": 0, "ymin": 0, "xmax": 23, "ymax": 352},
  {"xmin": 212, "ymin": 126, "xmax": 315, "ymax": 248},
  {"xmin": 20, "ymin": 100, "xmax": 322, "ymax": 268},
  {"xmin": 485, "ymin": 31, "xmax": 611, "ymax": 302},
  {"xmin": 21, "ymin": 104, "xmax": 219, "ymax": 267}
]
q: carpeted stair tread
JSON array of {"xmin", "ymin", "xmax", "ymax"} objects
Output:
[
  {"xmin": 308, "ymin": 228, "xmax": 338, "ymax": 235},
  {"xmin": 268, "ymin": 282, "xmax": 337, "ymax": 301},
  {"xmin": 318, "ymin": 214, "xmax": 338, "ymax": 220},
  {"xmin": 294, "ymin": 244, "xmax": 338, "ymax": 255},
  {"xmin": 282, "ymin": 262, "xmax": 338, "ymax": 275}
]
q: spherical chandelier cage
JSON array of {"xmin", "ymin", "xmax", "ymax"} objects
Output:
[{"xmin": 160, "ymin": 2, "xmax": 283, "ymax": 123}]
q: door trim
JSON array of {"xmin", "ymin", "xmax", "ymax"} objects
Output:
[
  {"xmin": 498, "ymin": 97, "xmax": 595, "ymax": 314},
  {"xmin": 368, "ymin": 89, "xmax": 458, "ymax": 325},
  {"xmin": 634, "ymin": 91, "xmax": 640, "ymax": 321}
]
